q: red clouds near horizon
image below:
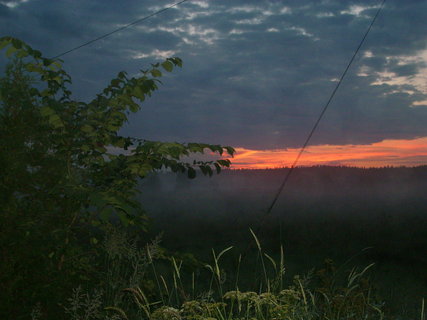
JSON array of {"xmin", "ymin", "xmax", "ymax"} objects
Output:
[{"xmin": 230, "ymin": 137, "xmax": 427, "ymax": 169}]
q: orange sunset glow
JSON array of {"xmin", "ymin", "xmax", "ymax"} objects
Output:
[{"xmin": 230, "ymin": 137, "xmax": 427, "ymax": 169}]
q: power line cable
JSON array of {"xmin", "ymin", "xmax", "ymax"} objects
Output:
[
  {"xmin": 268, "ymin": 0, "xmax": 385, "ymax": 215},
  {"xmin": 246, "ymin": 0, "xmax": 386, "ymax": 250},
  {"xmin": 48, "ymin": 0, "xmax": 386, "ymax": 252},
  {"xmin": 51, "ymin": 0, "xmax": 190, "ymax": 60}
]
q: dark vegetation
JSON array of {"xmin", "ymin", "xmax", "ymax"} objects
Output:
[
  {"xmin": 140, "ymin": 166, "xmax": 427, "ymax": 317},
  {"xmin": 0, "ymin": 37, "xmax": 233, "ymax": 320},
  {"xmin": 1, "ymin": 36, "xmax": 425, "ymax": 319}
]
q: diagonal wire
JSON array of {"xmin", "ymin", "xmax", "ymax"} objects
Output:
[
  {"xmin": 51, "ymin": 0, "xmax": 190, "ymax": 60},
  {"xmin": 247, "ymin": 0, "xmax": 387, "ymax": 248}
]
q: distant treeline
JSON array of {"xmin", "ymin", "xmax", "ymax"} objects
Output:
[
  {"xmin": 138, "ymin": 165, "xmax": 427, "ymax": 237},
  {"xmin": 138, "ymin": 164, "xmax": 427, "ymax": 251},
  {"xmin": 139, "ymin": 165, "xmax": 427, "ymax": 202}
]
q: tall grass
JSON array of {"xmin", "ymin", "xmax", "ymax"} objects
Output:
[
  {"xmin": 30, "ymin": 227, "xmax": 427, "ymax": 320},
  {"xmin": 29, "ymin": 225, "xmax": 426, "ymax": 320}
]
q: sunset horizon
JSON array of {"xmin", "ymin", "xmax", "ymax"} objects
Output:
[
  {"xmin": 228, "ymin": 136, "xmax": 427, "ymax": 170},
  {"xmin": 2, "ymin": 1, "xmax": 427, "ymax": 318}
]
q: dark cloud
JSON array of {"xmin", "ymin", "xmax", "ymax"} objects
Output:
[
  {"xmin": 0, "ymin": 3, "xmax": 10, "ymax": 16},
  {"xmin": 1, "ymin": 0, "xmax": 427, "ymax": 150}
]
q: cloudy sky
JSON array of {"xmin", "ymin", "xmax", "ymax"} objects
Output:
[{"xmin": 1, "ymin": 0, "xmax": 427, "ymax": 168}]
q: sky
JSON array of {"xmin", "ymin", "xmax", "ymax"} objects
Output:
[{"xmin": 1, "ymin": 0, "xmax": 427, "ymax": 168}]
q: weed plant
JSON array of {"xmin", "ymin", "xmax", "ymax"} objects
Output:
[{"xmin": 31, "ymin": 228, "xmax": 427, "ymax": 320}]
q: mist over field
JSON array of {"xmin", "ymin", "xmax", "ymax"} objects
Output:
[
  {"xmin": 139, "ymin": 166, "xmax": 427, "ymax": 226},
  {"xmin": 3, "ymin": 0, "xmax": 427, "ymax": 317},
  {"xmin": 138, "ymin": 166, "xmax": 427, "ymax": 315}
]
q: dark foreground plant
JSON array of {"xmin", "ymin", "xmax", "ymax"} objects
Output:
[
  {"xmin": 0, "ymin": 36, "xmax": 234, "ymax": 319},
  {"xmin": 37, "ymin": 230, "xmax": 405, "ymax": 320}
]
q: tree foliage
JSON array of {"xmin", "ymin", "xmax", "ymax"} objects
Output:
[
  {"xmin": 0, "ymin": 36, "xmax": 234, "ymax": 229},
  {"xmin": 0, "ymin": 36, "xmax": 234, "ymax": 319}
]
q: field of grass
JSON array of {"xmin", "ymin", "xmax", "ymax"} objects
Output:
[
  {"xmin": 20, "ymin": 166, "xmax": 427, "ymax": 319},
  {"xmin": 138, "ymin": 166, "xmax": 427, "ymax": 319},
  {"xmin": 28, "ymin": 223, "xmax": 425, "ymax": 320}
]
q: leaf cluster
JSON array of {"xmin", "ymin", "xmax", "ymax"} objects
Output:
[
  {"xmin": 0, "ymin": 36, "xmax": 234, "ymax": 319},
  {"xmin": 0, "ymin": 35, "xmax": 234, "ymax": 228}
]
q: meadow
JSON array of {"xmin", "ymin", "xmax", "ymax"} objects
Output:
[
  {"xmin": 137, "ymin": 166, "xmax": 427, "ymax": 319},
  {"xmin": 7, "ymin": 165, "xmax": 427, "ymax": 320},
  {"xmin": 3, "ymin": 37, "xmax": 425, "ymax": 320}
]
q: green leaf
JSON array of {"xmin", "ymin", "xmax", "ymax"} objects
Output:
[
  {"xmin": 11, "ymin": 38, "xmax": 22, "ymax": 49},
  {"xmin": 200, "ymin": 165, "xmax": 213, "ymax": 177},
  {"xmin": 129, "ymin": 162, "xmax": 152, "ymax": 176},
  {"xmin": 81, "ymin": 125, "xmax": 93, "ymax": 133},
  {"xmin": 150, "ymin": 69, "xmax": 162, "ymax": 77},
  {"xmin": 52, "ymin": 61, "xmax": 62, "ymax": 69},
  {"xmin": 106, "ymin": 123, "xmax": 119, "ymax": 132},
  {"xmin": 209, "ymin": 145, "xmax": 223, "ymax": 155},
  {"xmin": 5, "ymin": 45, "xmax": 18, "ymax": 57},
  {"xmin": 117, "ymin": 212, "xmax": 130, "ymax": 226},
  {"xmin": 0, "ymin": 39, "xmax": 10, "ymax": 50},
  {"xmin": 132, "ymin": 86, "xmax": 145, "ymax": 101},
  {"xmin": 16, "ymin": 49, "xmax": 29, "ymax": 58},
  {"xmin": 95, "ymin": 145, "xmax": 107, "ymax": 153},
  {"xmin": 140, "ymin": 79, "xmax": 156, "ymax": 92},
  {"xmin": 120, "ymin": 95, "xmax": 139, "ymax": 112},
  {"xmin": 48, "ymin": 114, "xmax": 64, "ymax": 128},
  {"xmin": 161, "ymin": 60, "xmax": 173, "ymax": 72},
  {"xmin": 99, "ymin": 207, "xmax": 114, "ymax": 222},
  {"xmin": 52, "ymin": 76, "xmax": 62, "ymax": 84},
  {"xmin": 24, "ymin": 63, "xmax": 42, "ymax": 73},
  {"xmin": 29, "ymin": 88, "xmax": 39, "ymax": 96},
  {"xmin": 40, "ymin": 89, "xmax": 51, "ymax": 97},
  {"xmin": 110, "ymin": 79, "xmax": 121, "ymax": 87},
  {"xmin": 42, "ymin": 58, "xmax": 52, "ymax": 66},
  {"xmin": 39, "ymin": 106, "xmax": 55, "ymax": 117},
  {"xmin": 81, "ymin": 144, "xmax": 91, "ymax": 152},
  {"xmin": 32, "ymin": 49, "xmax": 42, "ymax": 58},
  {"xmin": 129, "ymin": 101, "xmax": 139, "ymax": 112},
  {"xmin": 200, "ymin": 165, "xmax": 208, "ymax": 175},
  {"xmin": 217, "ymin": 159, "xmax": 231, "ymax": 167},
  {"xmin": 188, "ymin": 143, "xmax": 204, "ymax": 153},
  {"xmin": 187, "ymin": 167, "xmax": 196, "ymax": 179},
  {"xmin": 225, "ymin": 146, "xmax": 235, "ymax": 156},
  {"xmin": 114, "ymin": 138, "xmax": 126, "ymax": 148},
  {"xmin": 89, "ymin": 193, "xmax": 107, "ymax": 207},
  {"xmin": 172, "ymin": 57, "xmax": 183, "ymax": 67}
]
